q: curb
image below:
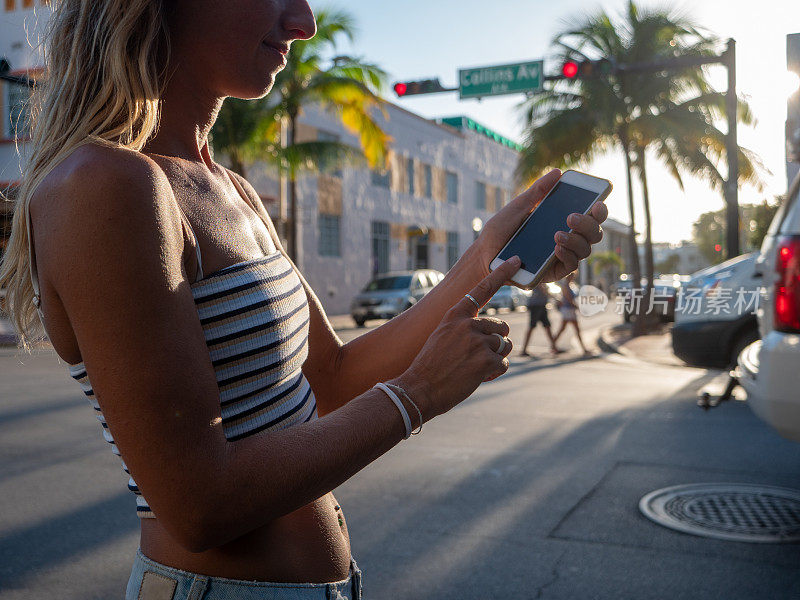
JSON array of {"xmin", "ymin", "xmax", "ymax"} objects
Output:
[
  {"xmin": 596, "ymin": 326, "xmax": 633, "ymax": 357},
  {"xmin": 598, "ymin": 325, "xmax": 689, "ymax": 368}
]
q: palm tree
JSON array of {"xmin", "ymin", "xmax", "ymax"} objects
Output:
[
  {"xmin": 517, "ymin": 0, "xmax": 762, "ymax": 334},
  {"xmin": 517, "ymin": 11, "xmax": 642, "ymax": 298},
  {"xmin": 621, "ymin": 5, "xmax": 763, "ymax": 329},
  {"xmin": 589, "ymin": 250, "xmax": 625, "ymax": 291},
  {"xmin": 212, "ymin": 8, "xmax": 391, "ymax": 261}
]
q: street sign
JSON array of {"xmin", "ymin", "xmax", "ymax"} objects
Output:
[{"xmin": 458, "ymin": 60, "xmax": 543, "ymax": 99}]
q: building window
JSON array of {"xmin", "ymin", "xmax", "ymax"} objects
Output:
[
  {"xmin": 6, "ymin": 82, "xmax": 31, "ymax": 138},
  {"xmin": 408, "ymin": 232, "xmax": 428, "ymax": 269},
  {"xmin": 447, "ymin": 231, "xmax": 459, "ymax": 270},
  {"xmin": 424, "ymin": 164, "xmax": 432, "ymax": 198},
  {"xmin": 406, "ymin": 158, "xmax": 415, "ymax": 196},
  {"xmin": 371, "ymin": 221, "xmax": 390, "ymax": 275},
  {"xmin": 5, "ymin": 0, "xmax": 15, "ymax": 10},
  {"xmin": 317, "ymin": 130, "xmax": 343, "ymax": 178},
  {"xmin": 371, "ymin": 168, "xmax": 391, "ymax": 188},
  {"xmin": 475, "ymin": 181, "xmax": 486, "ymax": 210},
  {"xmin": 318, "ymin": 214, "xmax": 341, "ymax": 257},
  {"xmin": 446, "ymin": 171, "xmax": 458, "ymax": 204}
]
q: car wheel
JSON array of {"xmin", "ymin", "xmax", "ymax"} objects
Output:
[{"xmin": 354, "ymin": 318, "xmax": 367, "ymax": 328}]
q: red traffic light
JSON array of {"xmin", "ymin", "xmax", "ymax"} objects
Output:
[
  {"xmin": 393, "ymin": 82, "xmax": 408, "ymax": 97},
  {"xmin": 562, "ymin": 61, "xmax": 579, "ymax": 79},
  {"xmin": 715, "ymin": 244, "xmax": 723, "ymax": 252}
]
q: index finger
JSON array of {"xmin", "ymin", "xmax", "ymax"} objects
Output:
[
  {"xmin": 508, "ymin": 169, "xmax": 561, "ymax": 217},
  {"xmin": 454, "ymin": 256, "xmax": 522, "ymax": 316}
]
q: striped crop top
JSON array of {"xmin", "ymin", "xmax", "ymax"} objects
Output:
[{"xmin": 28, "ymin": 171, "xmax": 318, "ymax": 518}]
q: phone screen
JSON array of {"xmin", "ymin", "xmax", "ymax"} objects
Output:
[{"xmin": 497, "ymin": 182, "xmax": 599, "ymax": 274}]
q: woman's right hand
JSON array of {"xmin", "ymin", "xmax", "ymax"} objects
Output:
[{"xmin": 393, "ymin": 256, "xmax": 522, "ymax": 422}]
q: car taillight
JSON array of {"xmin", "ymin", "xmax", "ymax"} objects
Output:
[{"xmin": 774, "ymin": 235, "xmax": 800, "ymax": 333}]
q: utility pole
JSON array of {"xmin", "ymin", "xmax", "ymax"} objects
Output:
[{"xmin": 724, "ymin": 39, "xmax": 740, "ymax": 258}]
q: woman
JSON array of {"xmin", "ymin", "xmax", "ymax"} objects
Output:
[
  {"xmin": 553, "ymin": 272, "xmax": 591, "ymax": 356},
  {"xmin": 0, "ymin": 1, "xmax": 607, "ymax": 597}
]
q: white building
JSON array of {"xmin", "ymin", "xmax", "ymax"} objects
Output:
[
  {"xmin": 645, "ymin": 241, "xmax": 708, "ymax": 276},
  {"xmin": 241, "ymin": 105, "xmax": 520, "ymax": 314},
  {"xmin": 1, "ymin": 1, "xmax": 52, "ymax": 255},
  {"xmin": 1, "ymin": 0, "xmax": 50, "ymax": 185}
]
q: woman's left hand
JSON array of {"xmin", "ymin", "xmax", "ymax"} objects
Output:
[{"xmin": 475, "ymin": 169, "xmax": 609, "ymax": 285}]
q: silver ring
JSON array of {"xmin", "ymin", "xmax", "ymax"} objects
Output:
[
  {"xmin": 492, "ymin": 333, "xmax": 507, "ymax": 354},
  {"xmin": 464, "ymin": 293, "xmax": 480, "ymax": 309}
]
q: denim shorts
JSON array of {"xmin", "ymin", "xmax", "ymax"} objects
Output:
[{"xmin": 126, "ymin": 548, "xmax": 363, "ymax": 600}]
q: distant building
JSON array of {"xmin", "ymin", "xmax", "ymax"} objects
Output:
[
  {"xmin": 578, "ymin": 217, "xmax": 634, "ymax": 289},
  {"xmin": 239, "ymin": 105, "xmax": 520, "ymax": 314},
  {"xmin": 1, "ymin": 1, "xmax": 52, "ymax": 256},
  {"xmin": 643, "ymin": 241, "xmax": 708, "ymax": 276}
]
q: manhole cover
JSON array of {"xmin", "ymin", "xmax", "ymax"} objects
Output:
[{"xmin": 639, "ymin": 483, "xmax": 800, "ymax": 543}]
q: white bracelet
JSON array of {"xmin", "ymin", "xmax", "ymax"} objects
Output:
[
  {"xmin": 374, "ymin": 383, "xmax": 412, "ymax": 439},
  {"xmin": 386, "ymin": 383, "xmax": 423, "ymax": 436}
]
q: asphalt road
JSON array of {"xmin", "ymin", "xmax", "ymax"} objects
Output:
[{"xmin": 1, "ymin": 308, "xmax": 799, "ymax": 599}]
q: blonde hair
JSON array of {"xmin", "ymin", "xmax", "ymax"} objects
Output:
[{"xmin": 0, "ymin": 0, "xmax": 172, "ymax": 348}]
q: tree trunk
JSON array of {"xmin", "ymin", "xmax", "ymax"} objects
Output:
[
  {"xmin": 634, "ymin": 147, "xmax": 658, "ymax": 336},
  {"xmin": 288, "ymin": 112, "xmax": 298, "ymax": 264},
  {"xmin": 619, "ymin": 126, "xmax": 643, "ymax": 334},
  {"xmin": 620, "ymin": 132, "xmax": 641, "ymax": 285},
  {"xmin": 229, "ymin": 150, "xmax": 247, "ymax": 180}
]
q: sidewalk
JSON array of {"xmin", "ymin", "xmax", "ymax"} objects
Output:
[{"xmin": 598, "ymin": 322, "xmax": 686, "ymax": 367}]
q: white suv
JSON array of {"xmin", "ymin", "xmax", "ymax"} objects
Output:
[{"xmin": 738, "ymin": 173, "xmax": 800, "ymax": 441}]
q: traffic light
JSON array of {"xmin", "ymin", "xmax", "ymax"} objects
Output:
[
  {"xmin": 559, "ymin": 59, "xmax": 614, "ymax": 80},
  {"xmin": 562, "ymin": 61, "xmax": 580, "ymax": 79},
  {"xmin": 393, "ymin": 78, "xmax": 448, "ymax": 97}
]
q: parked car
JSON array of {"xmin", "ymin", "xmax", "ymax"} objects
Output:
[
  {"xmin": 350, "ymin": 270, "xmax": 444, "ymax": 327},
  {"xmin": 616, "ymin": 277, "xmax": 680, "ymax": 323},
  {"xmin": 482, "ymin": 285, "xmax": 531, "ymax": 313},
  {"xmin": 738, "ymin": 174, "xmax": 800, "ymax": 442},
  {"xmin": 671, "ymin": 253, "xmax": 760, "ymax": 369}
]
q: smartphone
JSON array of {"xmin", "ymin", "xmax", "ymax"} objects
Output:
[{"xmin": 490, "ymin": 170, "xmax": 612, "ymax": 287}]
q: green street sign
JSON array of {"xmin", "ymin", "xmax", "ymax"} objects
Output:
[{"xmin": 459, "ymin": 60, "xmax": 543, "ymax": 99}]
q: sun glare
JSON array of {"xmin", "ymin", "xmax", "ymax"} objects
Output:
[{"xmin": 785, "ymin": 71, "xmax": 800, "ymax": 98}]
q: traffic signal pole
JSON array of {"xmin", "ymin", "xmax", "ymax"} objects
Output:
[{"xmin": 724, "ymin": 40, "xmax": 740, "ymax": 259}]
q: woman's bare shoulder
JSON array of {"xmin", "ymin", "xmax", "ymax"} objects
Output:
[
  {"xmin": 34, "ymin": 143, "xmax": 172, "ymax": 213},
  {"xmin": 31, "ymin": 143, "xmax": 185, "ymax": 287},
  {"xmin": 32, "ymin": 143, "xmax": 182, "ymax": 246}
]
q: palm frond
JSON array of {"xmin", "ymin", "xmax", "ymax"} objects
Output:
[
  {"xmin": 516, "ymin": 105, "xmax": 605, "ymax": 186},
  {"xmin": 270, "ymin": 141, "xmax": 367, "ymax": 179}
]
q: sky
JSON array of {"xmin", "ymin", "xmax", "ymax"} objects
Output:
[{"xmin": 332, "ymin": 0, "xmax": 800, "ymax": 243}]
